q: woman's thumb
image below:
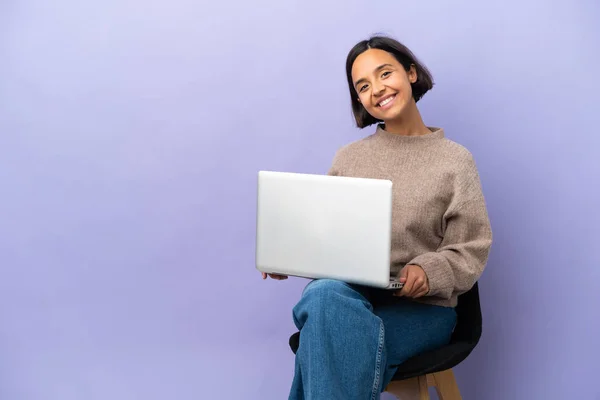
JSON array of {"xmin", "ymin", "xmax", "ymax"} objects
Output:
[{"xmin": 399, "ymin": 266, "xmax": 408, "ymax": 281}]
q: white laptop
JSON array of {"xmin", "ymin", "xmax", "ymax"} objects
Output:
[{"xmin": 255, "ymin": 170, "xmax": 403, "ymax": 290}]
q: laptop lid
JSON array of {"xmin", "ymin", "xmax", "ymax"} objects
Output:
[{"xmin": 255, "ymin": 171, "xmax": 393, "ymax": 288}]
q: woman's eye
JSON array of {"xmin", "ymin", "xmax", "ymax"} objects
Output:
[
  {"xmin": 382, "ymin": 71, "xmax": 392, "ymax": 78},
  {"xmin": 359, "ymin": 84, "xmax": 368, "ymax": 92}
]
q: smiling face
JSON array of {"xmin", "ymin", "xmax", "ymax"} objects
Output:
[{"xmin": 351, "ymin": 48, "xmax": 418, "ymax": 124}]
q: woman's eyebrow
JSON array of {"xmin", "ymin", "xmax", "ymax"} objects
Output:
[{"xmin": 354, "ymin": 64, "xmax": 394, "ymax": 87}]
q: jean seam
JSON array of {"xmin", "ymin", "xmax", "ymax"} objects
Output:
[{"xmin": 370, "ymin": 321, "xmax": 385, "ymax": 400}]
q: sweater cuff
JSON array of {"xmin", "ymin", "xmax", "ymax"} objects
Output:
[{"xmin": 408, "ymin": 252, "xmax": 453, "ymax": 298}]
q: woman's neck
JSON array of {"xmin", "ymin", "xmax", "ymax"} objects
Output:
[{"xmin": 383, "ymin": 102, "xmax": 430, "ymax": 136}]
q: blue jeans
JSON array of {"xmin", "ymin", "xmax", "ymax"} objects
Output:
[{"xmin": 289, "ymin": 279, "xmax": 457, "ymax": 400}]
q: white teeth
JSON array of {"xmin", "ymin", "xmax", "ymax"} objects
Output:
[{"xmin": 379, "ymin": 95, "xmax": 395, "ymax": 107}]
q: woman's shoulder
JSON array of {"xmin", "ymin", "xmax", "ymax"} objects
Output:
[
  {"xmin": 439, "ymin": 135, "xmax": 473, "ymax": 157},
  {"xmin": 333, "ymin": 132, "xmax": 379, "ymax": 157},
  {"xmin": 328, "ymin": 134, "xmax": 377, "ymax": 175},
  {"xmin": 438, "ymin": 137, "xmax": 478, "ymax": 167}
]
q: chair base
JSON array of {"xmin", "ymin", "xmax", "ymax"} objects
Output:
[{"xmin": 385, "ymin": 368, "xmax": 462, "ymax": 400}]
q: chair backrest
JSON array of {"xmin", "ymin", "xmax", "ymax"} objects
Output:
[{"xmin": 450, "ymin": 282, "xmax": 482, "ymax": 345}]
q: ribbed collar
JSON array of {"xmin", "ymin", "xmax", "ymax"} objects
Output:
[{"xmin": 374, "ymin": 124, "xmax": 445, "ymax": 143}]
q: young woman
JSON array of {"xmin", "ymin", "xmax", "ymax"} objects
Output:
[{"xmin": 262, "ymin": 35, "xmax": 493, "ymax": 400}]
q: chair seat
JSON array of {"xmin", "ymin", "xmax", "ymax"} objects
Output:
[{"xmin": 390, "ymin": 341, "xmax": 474, "ymax": 381}]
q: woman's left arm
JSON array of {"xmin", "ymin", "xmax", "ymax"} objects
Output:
[{"xmin": 408, "ymin": 158, "xmax": 493, "ymax": 300}]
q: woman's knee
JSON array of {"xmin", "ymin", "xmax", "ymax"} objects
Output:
[
  {"xmin": 296, "ymin": 279, "xmax": 372, "ymax": 314},
  {"xmin": 303, "ymin": 279, "xmax": 349, "ymax": 297},
  {"xmin": 292, "ymin": 278, "xmax": 377, "ymax": 336}
]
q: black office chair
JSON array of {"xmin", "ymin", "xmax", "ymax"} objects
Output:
[{"xmin": 288, "ymin": 282, "xmax": 482, "ymax": 399}]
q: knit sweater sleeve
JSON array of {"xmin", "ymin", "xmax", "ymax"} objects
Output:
[
  {"xmin": 327, "ymin": 148, "xmax": 344, "ymax": 176},
  {"xmin": 408, "ymin": 156, "xmax": 493, "ymax": 300}
]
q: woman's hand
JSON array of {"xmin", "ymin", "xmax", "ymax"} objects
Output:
[
  {"xmin": 394, "ymin": 264, "xmax": 429, "ymax": 298},
  {"xmin": 261, "ymin": 272, "xmax": 288, "ymax": 280}
]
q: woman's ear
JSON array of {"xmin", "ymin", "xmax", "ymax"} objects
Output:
[{"xmin": 408, "ymin": 64, "xmax": 418, "ymax": 83}]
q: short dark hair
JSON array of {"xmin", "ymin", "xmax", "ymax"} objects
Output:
[{"xmin": 345, "ymin": 36, "xmax": 434, "ymax": 128}]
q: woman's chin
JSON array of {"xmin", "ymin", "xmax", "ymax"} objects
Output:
[{"xmin": 377, "ymin": 110, "xmax": 403, "ymax": 124}]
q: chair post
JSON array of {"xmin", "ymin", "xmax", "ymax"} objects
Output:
[
  {"xmin": 385, "ymin": 368, "xmax": 462, "ymax": 400},
  {"xmin": 432, "ymin": 369, "xmax": 462, "ymax": 400},
  {"xmin": 385, "ymin": 375, "xmax": 429, "ymax": 399}
]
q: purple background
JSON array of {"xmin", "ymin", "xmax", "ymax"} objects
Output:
[{"xmin": 1, "ymin": 1, "xmax": 599, "ymax": 399}]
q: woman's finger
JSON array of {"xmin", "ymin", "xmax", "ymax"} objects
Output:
[
  {"xmin": 407, "ymin": 281, "xmax": 425, "ymax": 297},
  {"xmin": 411, "ymin": 284, "xmax": 429, "ymax": 298},
  {"xmin": 399, "ymin": 273, "xmax": 417, "ymax": 296},
  {"xmin": 406, "ymin": 277, "xmax": 421, "ymax": 296},
  {"xmin": 404, "ymin": 271, "xmax": 424, "ymax": 296}
]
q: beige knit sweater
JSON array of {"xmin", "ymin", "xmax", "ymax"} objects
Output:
[{"xmin": 328, "ymin": 125, "xmax": 492, "ymax": 308}]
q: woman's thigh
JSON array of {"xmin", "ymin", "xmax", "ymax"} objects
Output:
[{"xmin": 372, "ymin": 294, "xmax": 457, "ymax": 366}]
